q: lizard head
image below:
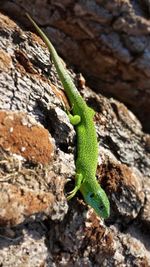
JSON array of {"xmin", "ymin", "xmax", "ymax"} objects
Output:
[{"xmin": 83, "ymin": 185, "xmax": 110, "ymax": 219}]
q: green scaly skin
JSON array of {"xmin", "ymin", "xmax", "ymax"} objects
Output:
[{"xmin": 26, "ymin": 13, "xmax": 110, "ymax": 218}]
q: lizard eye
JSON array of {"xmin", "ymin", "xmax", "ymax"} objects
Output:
[
  {"xmin": 99, "ymin": 204, "xmax": 104, "ymax": 211},
  {"xmin": 89, "ymin": 193, "xmax": 95, "ymax": 198}
]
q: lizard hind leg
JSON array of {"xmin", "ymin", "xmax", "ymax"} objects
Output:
[{"xmin": 67, "ymin": 173, "xmax": 83, "ymax": 200}]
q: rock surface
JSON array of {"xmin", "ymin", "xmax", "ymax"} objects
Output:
[
  {"xmin": 1, "ymin": 0, "xmax": 150, "ymax": 131},
  {"xmin": 0, "ymin": 9, "xmax": 149, "ymax": 267}
]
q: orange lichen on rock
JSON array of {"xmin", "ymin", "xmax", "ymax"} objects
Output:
[
  {"xmin": 97, "ymin": 161, "xmax": 145, "ymax": 218},
  {"xmin": 0, "ymin": 13, "xmax": 17, "ymax": 30},
  {"xmin": 0, "ymin": 49, "xmax": 12, "ymax": 71},
  {"xmin": 84, "ymin": 211, "xmax": 114, "ymax": 261},
  {"xmin": 98, "ymin": 162, "xmax": 143, "ymax": 194},
  {"xmin": 50, "ymin": 83, "xmax": 70, "ymax": 109},
  {"xmin": 15, "ymin": 49, "xmax": 38, "ymax": 74},
  {"xmin": 0, "ymin": 110, "xmax": 54, "ymax": 164},
  {"xmin": 0, "ymin": 183, "xmax": 55, "ymax": 226}
]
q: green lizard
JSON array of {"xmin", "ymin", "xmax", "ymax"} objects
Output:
[{"xmin": 26, "ymin": 13, "xmax": 110, "ymax": 218}]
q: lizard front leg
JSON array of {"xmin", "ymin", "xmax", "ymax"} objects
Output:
[
  {"xmin": 67, "ymin": 173, "xmax": 83, "ymax": 200},
  {"xmin": 68, "ymin": 113, "xmax": 81, "ymax": 125}
]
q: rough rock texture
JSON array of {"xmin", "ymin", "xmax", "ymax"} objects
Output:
[
  {"xmin": 0, "ymin": 111, "xmax": 54, "ymax": 164},
  {"xmin": 1, "ymin": 0, "xmax": 150, "ymax": 132},
  {"xmin": 0, "ymin": 9, "xmax": 149, "ymax": 267}
]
